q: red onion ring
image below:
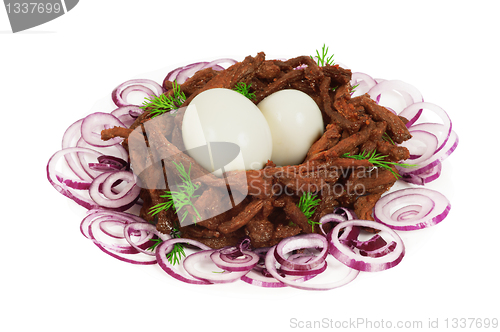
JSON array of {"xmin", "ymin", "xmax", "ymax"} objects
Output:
[
  {"xmin": 274, "ymin": 233, "xmax": 329, "ymax": 270},
  {"xmin": 111, "ymin": 105, "xmax": 144, "ymax": 128},
  {"xmin": 155, "ymin": 238, "xmax": 212, "ymax": 285},
  {"xmin": 61, "ymin": 118, "xmax": 95, "ymax": 182},
  {"xmin": 88, "ymin": 171, "xmax": 140, "ymax": 211},
  {"xmin": 264, "ymin": 246, "xmax": 360, "ymax": 291},
  {"xmin": 373, "ymin": 187, "xmax": 451, "ymax": 230},
  {"xmin": 111, "ymin": 79, "xmax": 164, "ymax": 107},
  {"xmin": 350, "ymin": 72, "xmax": 377, "ymax": 96},
  {"xmin": 124, "ymin": 222, "xmax": 171, "ymax": 257},
  {"xmin": 400, "ymin": 129, "xmax": 439, "ymax": 164},
  {"xmin": 368, "ymin": 79, "xmax": 424, "ymax": 110},
  {"xmin": 397, "ymin": 129, "xmax": 458, "ymax": 177},
  {"xmin": 163, "ymin": 58, "xmax": 237, "ymax": 85},
  {"xmin": 401, "ymin": 163, "xmax": 442, "ymax": 185},
  {"xmin": 183, "ymin": 250, "xmax": 249, "ymax": 284},
  {"xmin": 81, "ymin": 112, "xmax": 126, "ymax": 147},
  {"xmin": 400, "ymin": 102, "xmax": 452, "ymax": 142},
  {"xmin": 88, "ymin": 155, "xmax": 128, "ymax": 172},
  {"xmin": 279, "ymin": 253, "xmax": 328, "ymax": 276},
  {"xmin": 210, "ymin": 249, "xmax": 260, "ymax": 272},
  {"xmin": 80, "ymin": 210, "xmax": 157, "ymax": 265},
  {"xmin": 328, "ymin": 219, "xmax": 405, "ymax": 272},
  {"xmin": 47, "ymin": 147, "xmax": 104, "ymax": 209},
  {"xmin": 318, "ymin": 213, "xmax": 347, "ymax": 236}
]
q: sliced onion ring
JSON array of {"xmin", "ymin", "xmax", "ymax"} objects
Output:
[
  {"xmin": 111, "ymin": 79, "xmax": 163, "ymax": 107},
  {"xmin": 124, "ymin": 222, "xmax": 171, "ymax": 256},
  {"xmin": 274, "ymin": 233, "xmax": 328, "ymax": 270},
  {"xmin": 397, "ymin": 130, "xmax": 458, "ymax": 177},
  {"xmin": 368, "ymin": 79, "xmax": 424, "ymax": 110},
  {"xmin": 265, "ymin": 246, "xmax": 360, "ymax": 291},
  {"xmin": 80, "ymin": 210, "xmax": 157, "ymax": 265},
  {"xmin": 47, "ymin": 147, "xmax": 103, "ymax": 209},
  {"xmin": 81, "ymin": 112, "xmax": 126, "ymax": 147},
  {"xmin": 373, "ymin": 188, "xmax": 451, "ymax": 230},
  {"xmin": 155, "ymin": 238, "xmax": 212, "ymax": 285},
  {"xmin": 210, "ymin": 249, "xmax": 259, "ymax": 272},
  {"xmin": 88, "ymin": 171, "xmax": 140, "ymax": 210},
  {"xmin": 183, "ymin": 250, "xmax": 248, "ymax": 284},
  {"xmin": 328, "ymin": 219, "xmax": 405, "ymax": 272}
]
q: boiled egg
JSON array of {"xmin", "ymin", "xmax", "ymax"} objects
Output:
[
  {"xmin": 182, "ymin": 88, "xmax": 273, "ymax": 176},
  {"xmin": 257, "ymin": 89, "xmax": 324, "ymax": 166}
]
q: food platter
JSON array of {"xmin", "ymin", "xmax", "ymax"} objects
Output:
[{"xmin": 47, "ymin": 50, "xmax": 457, "ymax": 292}]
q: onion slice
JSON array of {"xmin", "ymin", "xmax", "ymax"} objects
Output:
[
  {"xmin": 183, "ymin": 250, "xmax": 248, "ymax": 284},
  {"xmin": 88, "ymin": 171, "xmax": 140, "ymax": 211},
  {"xmin": 373, "ymin": 188, "xmax": 451, "ymax": 230},
  {"xmin": 328, "ymin": 219, "xmax": 405, "ymax": 272},
  {"xmin": 47, "ymin": 147, "xmax": 103, "ymax": 209},
  {"xmin": 81, "ymin": 112, "xmax": 126, "ymax": 147},
  {"xmin": 274, "ymin": 233, "xmax": 329, "ymax": 270},
  {"xmin": 264, "ymin": 246, "xmax": 360, "ymax": 291},
  {"xmin": 155, "ymin": 238, "xmax": 212, "ymax": 285},
  {"xmin": 111, "ymin": 79, "xmax": 163, "ymax": 107},
  {"xmin": 80, "ymin": 210, "xmax": 157, "ymax": 265},
  {"xmin": 210, "ymin": 249, "xmax": 260, "ymax": 272}
]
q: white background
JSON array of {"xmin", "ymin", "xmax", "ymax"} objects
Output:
[{"xmin": 1, "ymin": 1, "xmax": 498, "ymax": 331}]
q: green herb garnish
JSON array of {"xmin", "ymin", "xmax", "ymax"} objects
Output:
[
  {"xmin": 351, "ymin": 83, "xmax": 360, "ymax": 94},
  {"xmin": 149, "ymin": 161, "xmax": 201, "ymax": 224},
  {"xmin": 297, "ymin": 192, "xmax": 321, "ymax": 232},
  {"xmin": 233, "ymin": 82, "xmax": 255, "ymax": 100},
  {"xmin": 146, "ymin": 238, "xmax": 163, "ymax": 252},
  {"xmin": 341, "ymin": 150, "xmax": 416, "ymax": 179},
  {"xmin": 146, "ymin": 228, "xmax": 186, "ymax": 265},
  {"xmin": 311, "ymin": 44, "xmax": 335, "ymax": 67},
  {"xmin": 382, "ymin": 132, "xmax": 395, "ymax": 145},
  {"xmin": 141, "ymin": 80, "xmax": 186, "ymax": 118}
]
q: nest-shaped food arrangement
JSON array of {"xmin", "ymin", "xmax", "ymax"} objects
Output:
[{"xmin": 101, "ymin": 52, "xmax": 413, "ymax": 250}]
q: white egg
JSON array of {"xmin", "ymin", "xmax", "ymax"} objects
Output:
[
  {"xmin": 257, "ymin": 89, "xmax": 324, "ymax": 166},
  {"xmin": 182, "ymin": 88, "xmax": 273, "ymax": 176}
]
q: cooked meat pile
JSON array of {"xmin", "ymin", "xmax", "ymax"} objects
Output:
[{"xmin": 101, "ymin": 52, "xmax": 412, "ymax": 249}]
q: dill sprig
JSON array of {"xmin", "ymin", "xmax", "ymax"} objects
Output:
[
  {"xmin": 141, "ymin": 80, "xmax": 186, "ymax": 118},
  {"xmin": 297, "ymin": 192, "xmax": 322, "ymax": 232},
  {"xmin": 351, "ymin": 83, "xmax": 360, "ymax": 94},
  {"xmin": 311, "ymin": 44, "xmax": 335, "ymax": 67},
  {"xmin": 146, "ymin": 228, "xmax": 186, "ymax": 265},
  {"xmin": 146, "ymin": 238, "xmax": 163, "ymax": 252},
  {"xmin": 233, "ymin": 82, "xmax": 256, "ymax": 100},
  {"xmin": 149, "ymin": 161, "xmax": 201, "ymax": 224},
  {"xmin": 341, "ymin": 150, "xmax": 417, "ymax": 179},
  {"xmin": 382, "ymin": 132, "xmax": 395, "ymax": 145}
]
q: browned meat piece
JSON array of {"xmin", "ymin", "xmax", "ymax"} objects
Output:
[
  {"xmin": 353, "ymin": 192, "xmax": 384, "ymax": 221},
  {"xmin": 254, "ymin": 69, "xmax": 305, "ymax": 103},
  {"xmin": 281, "ymin": 195, "xmax": 316, "ymax": 234},
  {"xmin": 347, "ymin": 166, "xmax": 398, "ymax": 195},
  {"xmin": 322, "ymin": 64, "xmax": 352, "ymax": 86},
  {"xmin": 101, "ymin": 126, "xmax": 133, "ymax": 142},
  {"xmin": 180, "ymin": 228, "xmax": 246, "ymax": 249},
  {"xmin": 352, "ymin": 94, "xmax": 412, "ymax": 143},
  {"xmin": 271, "ymin": 223, "xmax": 301, "ymax": 244},
  {"xmin": 375, "ymin": 140, "xmax": 410, "ymax": 162},
  {"xmin": 276, "ymin": 167, "xmax": 340, "ymax": 195},
  {"xmin": 245, "ymin": 218, "xmax": 274, "ymax": 246},
  {"xmin": 181, "ymin": 52, "xmax": 267, "ymax": 106},
  {"xmin": 333, "ymin": 84, "xmax": 360, "ymax": 122},
  {"xmin": 255, "ymin": 60, "xmax": 281, "ymax": 80},
  {"xmin": 217, "ymin": 199, "xmax": 265, "ymax": 234},
  {"xmin": 304, "ymin": 122, "xmax": 341, "ymax": 161},
  {"xmin": 176, "ymin": 67, "xmax": 219, "ymax": 95},
  {"xmin": 313, "ymin": 120, "xmax": 376, "ymax": 159}
]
